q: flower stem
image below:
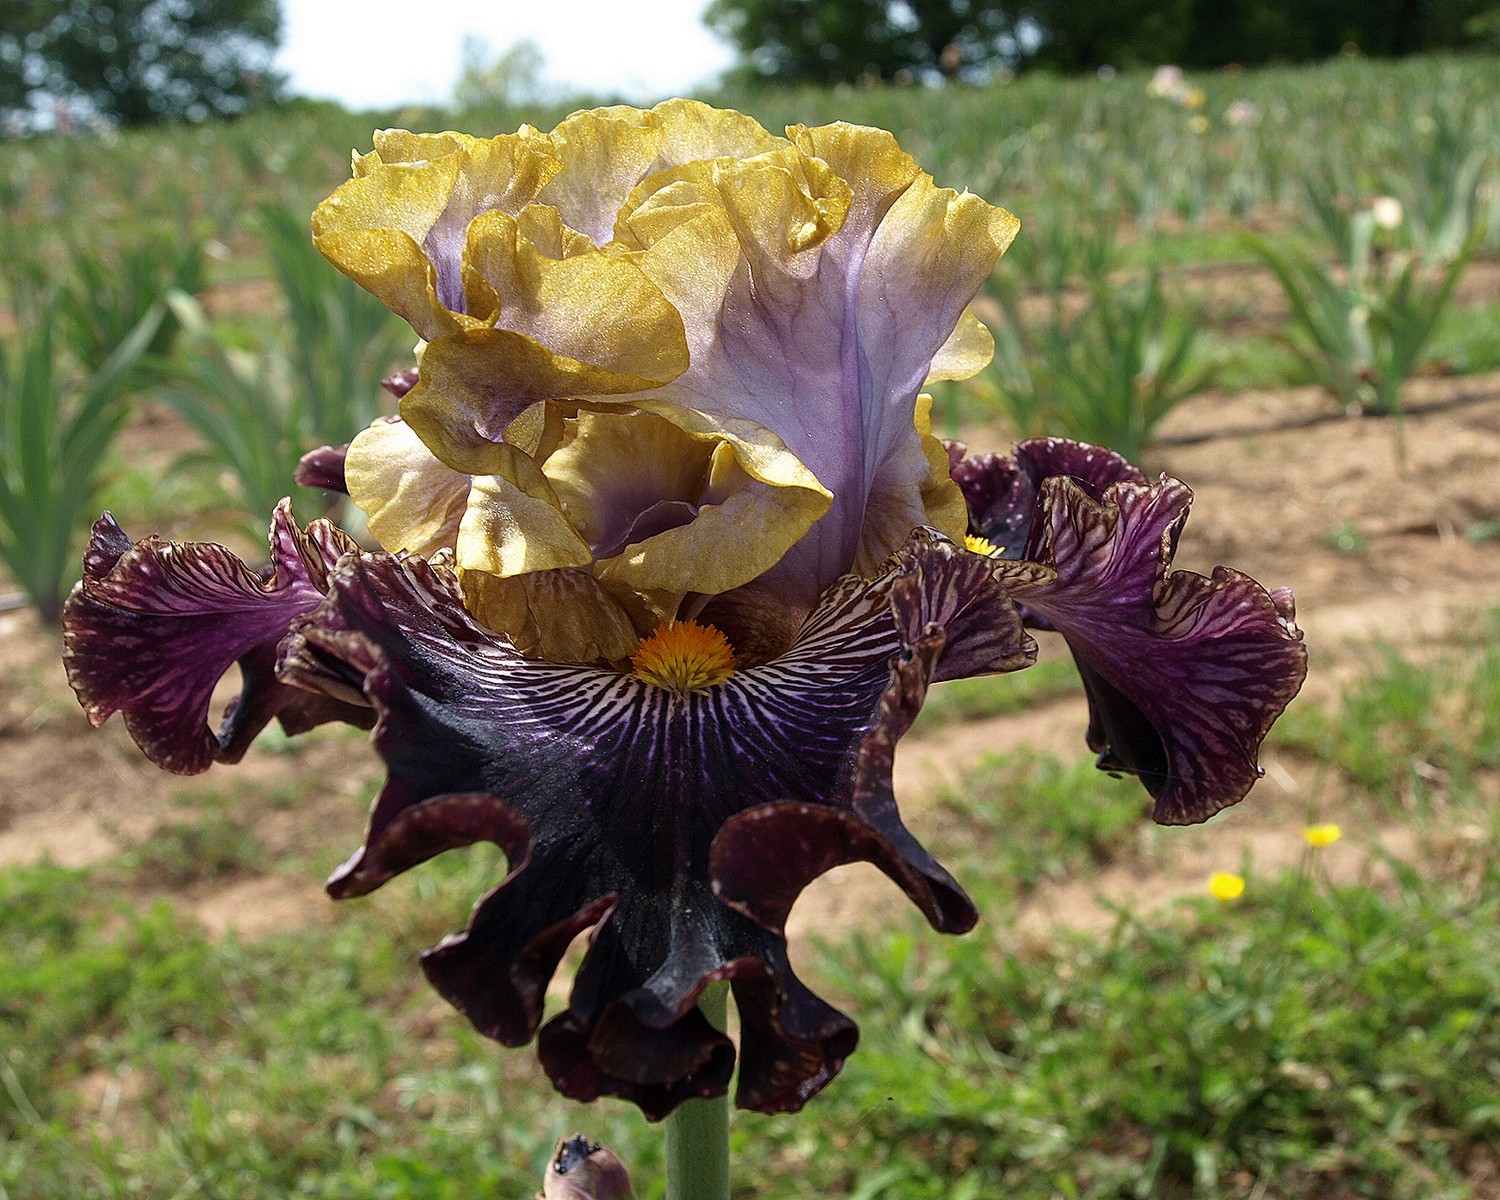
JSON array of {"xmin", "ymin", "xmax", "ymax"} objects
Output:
[{"xmin": 663, "ymin": 983, "xmax": 730, "ymax": 1200}]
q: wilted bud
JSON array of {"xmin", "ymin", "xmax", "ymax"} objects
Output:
[{"xmin": 540, "ymin": 1135, "xmax": 636, "ymax": 1200}]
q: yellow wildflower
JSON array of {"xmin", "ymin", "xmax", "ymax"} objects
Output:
[{"xmin": 1208, "ymin": 871, "xmax": 1246, "ymax": 901}]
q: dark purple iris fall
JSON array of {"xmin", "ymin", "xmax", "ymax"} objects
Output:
[{"xmin": 62, "ymin": 436, "xmax": 1306, "ymax": 1119}]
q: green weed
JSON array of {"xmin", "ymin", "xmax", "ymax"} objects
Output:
[
  {"xmin": 1321, "ymin": 521, "xmax": 1367, "ymax": 555},
  {"xmin": 984, "ymin": 267, "xmax": 1213, "ymax": 461},
  {"xmin": 914, "ymin": 657, "xmax": 1080, "ymax": 729},
  {"xmin": 0, "ymin": 298, "xmax": 161, "ymax": 621},
  {"xmin": 791, "ymin": 857, "xmax": 1500, "ymax": 1199},
  {"xmin": 936, "ymin": 750, "xmax": 1150, "ymax": 897},
  {"xmin": 1276, "ymin": 610, "xmax": 1500, "ymax": 811},
  {"xmin": 56, "ymin": 226, "xmax": 204, "ymax": 382},
  {"xmin": 123, "ymin": 812, "xmax": 264, "ymax": 888},
  {"xmin": 1249, "ymin": 213, "xmax": 1475, "ymax": 420}
]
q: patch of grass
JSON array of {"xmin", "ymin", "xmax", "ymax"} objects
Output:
[
  {"xmin": 122, "ymin": 810, "xmax": 264, "ymax": 888},
  {"xmin": 914, "ymin": 657, "xmax": 1080, "ymax": 729},
  {"xmin": 1116, "ymin": 228, "xmax": 1262, "ymax": 271},
  {"xmin": 92, "ymin": 443, "xmax": 236, "ymax": 541},
  {"xmin": 0, "ymin": 859, "xmax": 656, "ymax": 1200},
  {"xmin": 1275, "ymin": 609, "xmax": 1500, "ymax": 811},
  {"xmin": 935, "ymin": 750, "xmax": 1150, "ymax": 897},
  {"xmin": 783, "ymin": 857, "xmax": 1500, "ymax": 1199},
  {"xmin": 1429, "ymin": 297, "xmax": 1500, "ymax": 376},
  {"xmin": 6, "ymin": 755, "xmax": 1500, "ymax": 1198},
  {"xmin": 1188, "ymin": 328, "xmax": 1303, "ymax": 393},
  {"xmin": 1322, "ymin": 520, "xmax": 1367, "ymax": 555}
]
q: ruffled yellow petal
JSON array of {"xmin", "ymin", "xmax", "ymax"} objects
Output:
[
  {"xmin": 573, "ymin": 402, "xmax": 830, "ymax": 600},
  {"xmin": 620, "ymin": 148, "xmax": 850, "ymax": 271},
  {"xmin": 463, "ymin": 208, "xmax": 688, "ymax": 385},
  {"xmin": 850, "ymin": 392, "xmax": 967, "ymax": 577},
  {"xmin": 452, "ymin": 401, "xmax": 827, "ymax": 646},
  {"xmin": 401, "ymin": 319, "xmax": 689, "ymax": 474},
  {"xmin": 458, "ymin": 448, "xmax": 594, "ymax": 579},
  {"xmin": 460, "ymin": 567, "xmax": 642, "ymax": 664},
  {"xmin": 914, "ymin": 392, "xmax": 969, "ymax": 541},
  {"xmin": 863, "ymin": 173, "xmax": 1020, "ymax": 324},
  {"xmin": 786, "ymin": 121, "xmax": 922, "ymax": 231},
  {"xmin": 538, "ymin": 107, "xmax": 667, "ymax": 245},
  {"xmin": 538, "ymin": 101, "xmax": 785, "ymax": 248},
  {"xmin": 651, "ymin": 98, "xmax": 784, "ymax": 166},
  {"xmin": 313, "ymin": 128, "xmax": 562, "ymax": 339},
  {"xmin": 927, "ymin": 308, "xmax": 997, "ymax": 383},
  {"xmin": 344, "ymin": 418, "xmax": 470, "ymax": 558}
]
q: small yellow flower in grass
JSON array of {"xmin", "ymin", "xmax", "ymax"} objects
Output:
[
  {"xmin": 1208, "ymin": 871, "xmax": 1246, "ymax": 901},
  {"xmin": 1303, "ymin": 822, "xmax": 1342, "ymax": 848},
  {"xmin": 1190, "ymin": 115, "xmax": 1211, "ymax": 135}
]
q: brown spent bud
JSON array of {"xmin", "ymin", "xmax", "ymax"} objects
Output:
[{"xmin": 539, "ymin": 1135, "xmax": 635, "ymax": 1200}]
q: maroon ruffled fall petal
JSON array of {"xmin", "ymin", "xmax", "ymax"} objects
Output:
[
  {"xmin": 952, "ymin": 437, "xmax": 1146, "ymax": 558},
  {"xmin": 61, "ymin": 500, "xmax": 370, "ymax": 774},
  {"xmin": 994, "ymin": 475, "xmax": 1307, "ymax": 825},
  {"xmin": 277, "ymin": 529, "xmax": 1030, "ymax": 1117}
]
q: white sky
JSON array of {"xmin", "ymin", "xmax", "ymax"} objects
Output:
[{"xmin": 275, "ymin": 0, "xmax": 737, "ymax": 110}]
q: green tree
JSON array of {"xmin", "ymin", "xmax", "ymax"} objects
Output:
[
  {"xmin": 452, "ymin": 36, "xmax": 551, "ymax": 110},
  {"xmin": 705, "ymin": 0, "xmax": 1023, "ymax": 85},
  {"xmin": 1, "ymin": 0, "xmax": 282, "ymax": 128},
  {"xmin": 1011, "ymin": 0, "xmax": 1500, "ymax": 70},
  {"xmin": 706, "ymin": 0, "xmax": 1500, "ymax": 81}
]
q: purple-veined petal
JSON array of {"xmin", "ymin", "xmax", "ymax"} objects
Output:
[
  {"xmin": 61, "ymin": 500, "xmax": 370, "ymax": 774},
  {"xmin": 952, "ymin": 436, "xmax": 1146, "ymax": 558},
  {"xmin": 992, "ymin": 475, "xmax": 1307, "ymax": 825},
  {"xmin": 278, "ymin": 529, "xmax": 1030, "ymax": 1116},
  {"xmin": 628, "ymin": 129, "xmax": 1015, "ymax": 607}
]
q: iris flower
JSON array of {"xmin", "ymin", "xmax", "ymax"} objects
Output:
[{"xmin": 62, "ymin": 100, "xmax": 1307, "ymax": 1119}]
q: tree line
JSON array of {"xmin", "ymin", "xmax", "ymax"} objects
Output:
[
  {"xmin": 705, "ymin": 0, "xmax": 1500, "ymax": 85},
  {"xmin": 3, "ymin": 0, "xmax": 1497, "ymax": 130},
  {"xmin": 1, "ymin": 0, "xmax": 281, "ymax": 128}
]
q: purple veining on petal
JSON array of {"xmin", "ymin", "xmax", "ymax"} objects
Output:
[
  {"xmin": 62, "ymin": 500, "xmax": 369, "ymax": 774},
  {"xmin": 952, "ymin": 437, "xmax": 1146, "ymax": 559},
  {"xmin": 648, "ymin": 152, "xmax": 1005, "ymax": 603},
  {"xmin": 278, "ymin": 529, "xmax": 1030, "ymax": 1116},
  {"xmin": 993, "ymin": 476, "xmax": 1307, "ymax": 825},
  {"xmin": 890, "ymin": 529, "xmax": 1035, "ymax": 683}
]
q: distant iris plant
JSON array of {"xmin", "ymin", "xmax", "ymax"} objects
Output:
[{"xmin": 62, "ymin": 101, "xmax": 1306, "ymax": 1121}]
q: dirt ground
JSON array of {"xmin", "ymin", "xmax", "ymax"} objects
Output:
[{"xmin": 1, "ymin": 371, "xmax": 1498, "ymax": 951}]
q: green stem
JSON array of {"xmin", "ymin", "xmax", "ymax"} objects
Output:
[{"xmin": 663, "ymin": 983, "xmax": 731, "ymax": 1200}]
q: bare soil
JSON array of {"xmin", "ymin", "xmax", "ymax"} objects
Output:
[{"xmin": 2, "ymin": 373, "xmax": 1497, "ymax": 947}]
